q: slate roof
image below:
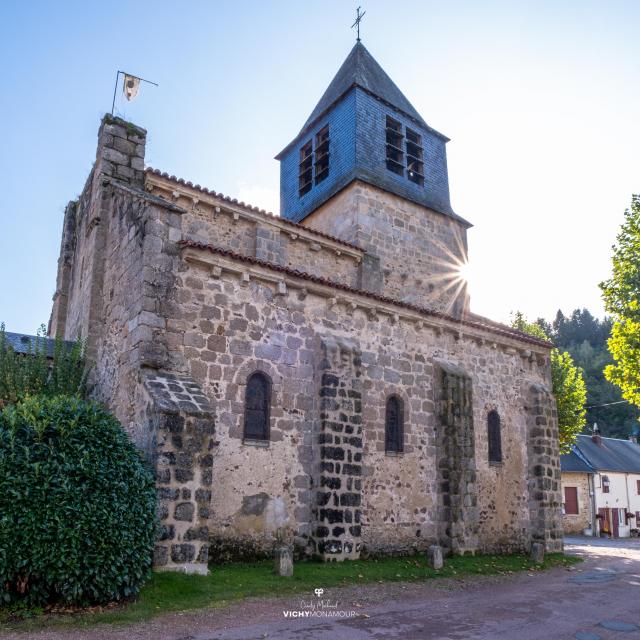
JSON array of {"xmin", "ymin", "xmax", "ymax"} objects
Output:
[
  {"xmin": 277, "ymin": 42, "xmax": 444, "ymax": 158},
  {"xmin": 2, "ymin": 332, "xmax": 74, "ymax": 359},
  {"xmin": 572, "ymin": 434, "xmax": 640, "ymax": 474},
  {"xmin": 560, "ymin": 450, "xmax": 595, "ymax": 473}
]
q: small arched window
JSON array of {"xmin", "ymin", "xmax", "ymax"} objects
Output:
[
  {"xmin": 244, "ymin": 372, "xmax": 271, "ymax": 441},
  {"xmin": 488, "ymin": 410, "xmax": 502, "ymax": 464},
  {"xmin": 385, "ymin": 395, "xmax": 404, "ymax": 453}
]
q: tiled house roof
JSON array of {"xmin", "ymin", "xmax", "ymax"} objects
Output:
[
  {"xmin": 560, "ymin": 449, "xmax": 595, "ymax": 473},
  {"xmin": 2, "ymin": 331, "xmax": 74, "ymax": 359},
  {"xmin": 573, "ymin": 434, "xmax": 640, "ymax": 474}
]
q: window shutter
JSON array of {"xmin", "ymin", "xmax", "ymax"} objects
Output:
[
  {"xmin": 564, "ymin": 487, "xmax": 579, "ymax": 515},
  {"xmin": 488, "ymin": 411, "xmax": 502, "ymax": 463},
  {"xmin": 385, "ymin": 396, "xmax": 403, "ymax": 453},
  {"xmin": 244, "ymin": 373, "xmax": 271, "ymax": 441}
]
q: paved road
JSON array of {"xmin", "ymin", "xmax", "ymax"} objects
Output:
[
  {"xmin": 196, "ymin": 536, "xmax": 640, "ymax": 640},
  {"xmin": 5, "ymin": 537, "xmax": 640, "ymax": 640}
]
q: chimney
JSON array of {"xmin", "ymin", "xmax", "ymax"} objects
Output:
[
  {"xmin": 592, "ymin": 422, "xmax": 602, "ymax": 446},
  {"xmin": 94, "ymin": 114, "xmax": 147, "ymax": 188}
]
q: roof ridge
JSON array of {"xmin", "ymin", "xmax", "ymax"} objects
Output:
[
  {"xmin": 178, "ymin": 240, "xmax": 553, "ymax": 350},
  {"xmin": 578, "ymin": 434, "xmax": 633, "ymax": 442},
  {"xmin": 145, "ymin": 168, "xmax": 362, "ymax": 252}
]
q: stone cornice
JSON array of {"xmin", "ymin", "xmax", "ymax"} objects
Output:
[{"xmin": 179, "ymin": 240, "xmax": 553, "ymax": 356}]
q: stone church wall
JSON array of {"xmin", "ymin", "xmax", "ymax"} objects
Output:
[
  {"xmin": 50, "ymin": 115, "xmax": 563, "ymax": 572},
  {"xmin": 302, "ymin": 181, "xmax": 470, "ymax": 314},
  {"xmin": 164, "ymin": 245, "xmax": 559, "ymax": 559},
  {"xmin": 146, "ymin": 173, "xmax": 364, "ymax": 290}
]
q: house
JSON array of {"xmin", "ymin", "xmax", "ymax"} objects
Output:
[
  {"xmin": 1, "ymin": 331, "xmax": 72, "ymax": 359},
  {"xmin": 559, "ymin": 449, "xmax": 594, "ymax": 535},
  {"xmin": 561, "ymin": 429, "xmax": 640, "ymax": 537}
]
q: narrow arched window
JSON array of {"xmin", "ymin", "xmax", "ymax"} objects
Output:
[
  {"xmin": 385, "ymin": 395, "xmax": 404, "ymax": 453},
  {"xmin": 244, "ymin": 372, "xmax": 271, "ymax": 441},
  {"xmin": 488, "ymin": 410, "xmax": 502, "ymax": 463}
]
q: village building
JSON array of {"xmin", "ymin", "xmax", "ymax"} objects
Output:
[
  {"xmin": 1, "ymin": 331, "xmax": 72, "ymax": 359},
  {"xmin": 559, "ymin": 449, "xmax": 595, "ymax": 535},
  {"xmin": 561, "ymin": 430, "xmax": 640, "ymax": 538},
  {"xmin": 48, "ymin": 42, "xmax": 563, "ymax": 573}
]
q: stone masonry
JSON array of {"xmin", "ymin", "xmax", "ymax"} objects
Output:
[
  {"xmin": 436, "ymin": 362, "xmax": 479, "ymax": 554},
  {"xmin": 49, "ymin": 106, "xmax": 563, "ymax": 573},
  {"xmin": 142, "ymin": 372, "xmax": 215, "ymax": 573},
  {"xmin": 526, "ymin": 383, "xmax": 564, "ymax": 552},
  {"xmin": 314, "ymin": 337, "xmax": 364, "ymax": 560}
]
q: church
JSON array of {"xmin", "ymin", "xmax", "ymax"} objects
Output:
[{"xmin": 49, "ymin": 41, "xmax": 563, "ymax": 573}]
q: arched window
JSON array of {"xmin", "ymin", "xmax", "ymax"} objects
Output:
[
  {"xmin": 488, "ymin": 410, "xmax": 502, "ymax": 464},
  {"xmin": 244, "ymin": 372, "xmax": 271, "ymax": 441},
  {"xmin": 385, "ymin": 395, "xmax": 404, "ymax": 453}
]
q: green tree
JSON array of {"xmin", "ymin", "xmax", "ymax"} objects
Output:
[
  {"xmin": 0, "ymin": 396, "xmax": 156, "ymax": 605},
  {"xmin": 511, "ymin": 312, "xmax": 587, "ymax": 452},
  {"xmin": 600, "ymin": 195, "xmax": 640, "ymax": 413},
  {"xmin": 0, "ymin": 324, "xmax": 86, "ymax": 408}
]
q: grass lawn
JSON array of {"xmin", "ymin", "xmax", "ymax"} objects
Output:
[{"xmin": 1, "ymin": 552, "xmax": 580, "ymax": 631}]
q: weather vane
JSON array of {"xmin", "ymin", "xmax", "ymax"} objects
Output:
[{"xmin": 351, "ymin": 6, "xmax": 366, "ymax": 42}]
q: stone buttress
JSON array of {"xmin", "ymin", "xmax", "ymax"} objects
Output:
[
  {"xmin": 526, "ymin": 382, "xmax": 563, "ymax": 553},
  {"xmin": 436, "ymin": 362, "xmax": 479, "ymax": 554},
  {"xmin": 142, "ymin": 372, "xmax": 216, "ymax": 574},
  {"xmin": 313, "ymin": 337, "xmax": 364, "ymax": 560}
]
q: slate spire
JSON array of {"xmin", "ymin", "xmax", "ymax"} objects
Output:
[{"xmin": 299, "ymin": 41, "xmax": 430, "ymax": 136}]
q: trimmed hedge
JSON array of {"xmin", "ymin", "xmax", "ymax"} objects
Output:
[{"xmin": 0, "ymin": 396, "xmax": 157, "ymax": 605}]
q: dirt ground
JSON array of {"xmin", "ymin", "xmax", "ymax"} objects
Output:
[{"xmin": 3, "ymin": 537, "xmax": 640, "ymax": 640}]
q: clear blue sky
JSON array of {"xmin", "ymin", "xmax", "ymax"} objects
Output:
[{"xmin": 1, "ymin": 0, "xmax": 639, "ymax": 334}]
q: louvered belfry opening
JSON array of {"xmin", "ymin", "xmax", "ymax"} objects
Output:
[
  {"xmin": 298, "ymin": 141, "xmax": 313, "ymax": 196},
  {"xmin": 385, "ymin": 116, "xmax": 404, "ymax": 176},
  {"xmin": 314, "ymin": 126, "xmax": 330, "ymax": 185},
  {"xmin": 405, "ymin": 127, "xmax": 424, "ymax": 186}
]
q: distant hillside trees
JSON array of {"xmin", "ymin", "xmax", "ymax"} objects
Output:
[{"xmin": 522, "ymin": 308, "xmax": 639, "ymax": 439}]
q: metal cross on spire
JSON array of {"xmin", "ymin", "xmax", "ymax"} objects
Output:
[{"xmin": 351, "ymin": 6, "xmax": 366, "ymax": 42}]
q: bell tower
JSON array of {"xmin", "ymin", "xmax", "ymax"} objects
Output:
[{"xmin": 276, "ymin": 42, "xmax": 471, "ymax": 315}]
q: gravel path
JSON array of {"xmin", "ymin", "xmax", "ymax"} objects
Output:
[{"xmin": 3, "ymin": 538, "xmax": 639, "ymax": 639}]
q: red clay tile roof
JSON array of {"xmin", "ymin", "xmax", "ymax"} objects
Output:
[
  {"xmin": 145, "ymin": 168, "xmax": 362, "ymax": 252},
  {"xmin": 178, "ymin": 240, "xmax": 553, "ymax": 350}
]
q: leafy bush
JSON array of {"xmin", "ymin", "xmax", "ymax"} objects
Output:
[
  {"xmin": 0, "ymin": 324, "xmax": 87, "ymax": 409},
  {"xmin": 0, "ymin": 396, "xmax": 157, "ymax": 606}
]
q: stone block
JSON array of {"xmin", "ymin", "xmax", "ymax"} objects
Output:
[
  {"xmin": 174, "ymin": 502, "xmax": 195, "ymax": 521},
  {"xmin": 274, "ymin": 546, "xmax": 294, "ymax": 577},
  {"xmin": 153, "ymin": 545, "xmax": 169, "ymax": 566},
  {"xmin": 427, "ymin": 545, "xmax": 443, "ymax": 570},
  {"xmin": 171, "ymin": 543, "xmax": 196, "ymax": 563},
  {"xmin": 530, "ymin": 542, "xmax": 545, "ymax": 564},
  {"xmin": 102, "ymin": 146, "xmax": 129, "ymax": 165}
]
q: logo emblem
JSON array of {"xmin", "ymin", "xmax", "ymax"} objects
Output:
[{"xmin": 314, "ymin": 588, "xmax": 324, "ymax": 597}]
